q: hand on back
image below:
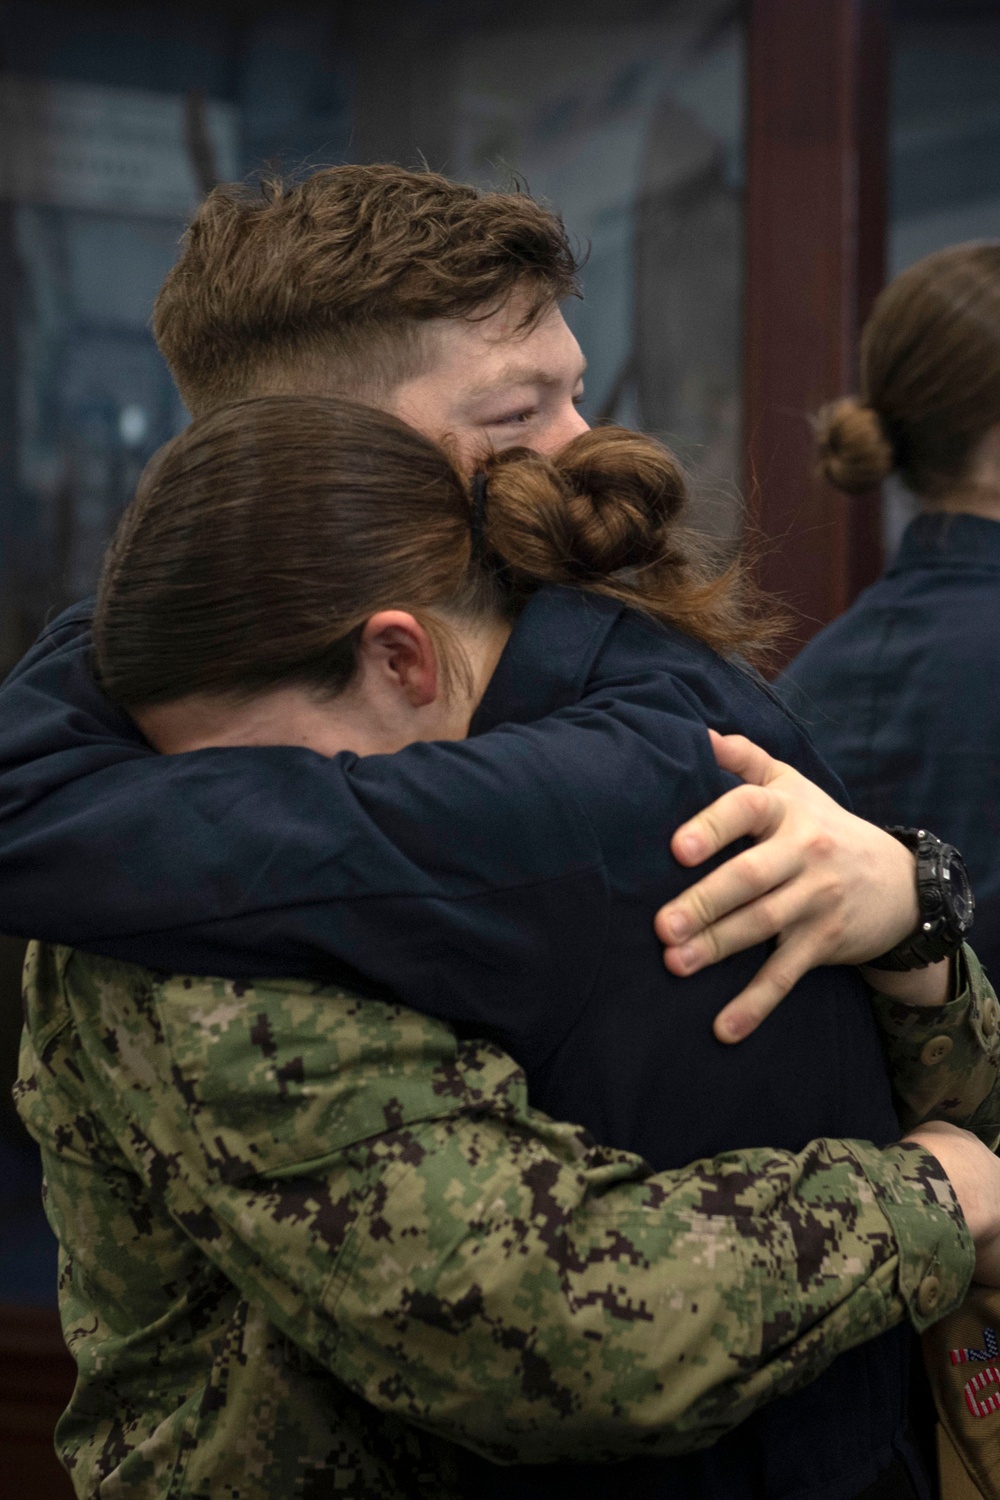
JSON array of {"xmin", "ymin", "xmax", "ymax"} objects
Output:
[{"xmin": 654, "ymin": 731, "xmax": 922, "ymax": 1042}]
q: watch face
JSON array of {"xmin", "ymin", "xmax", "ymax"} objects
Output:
[{"xmin": 943, "ymin": 847, "xmax": 975, "ymax": 932}]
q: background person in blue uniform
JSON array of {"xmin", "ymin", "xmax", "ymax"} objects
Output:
[
  {"xmin": 782, "ymin": 243, "xmax": 1000, "ymax": 982},
  {"xmin": 81, "ymin": 391, "xmax": 959, "ymax": 1500}
]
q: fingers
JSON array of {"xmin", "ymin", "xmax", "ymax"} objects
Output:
[
  {"xmin": 656, "ymin": 835, "xmax": 803, "ymax": 946},
  {"xmin": 711, "ymin": 937, "xmax": 816, "ymax": 1043},
  {"xmin": 660, "ymin": 883, "xmax": 795, "ymax": 970},
  {"xmin": 707, "ymin": 731, "xmax": 784, "ymax": 787},
  {"xmin": 670, "ymin": 782, "xmax": 780, "ymax": 868}
]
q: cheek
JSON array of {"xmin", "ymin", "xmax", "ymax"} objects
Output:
[
  {"xmin": 388, "ymin": 377, "xmax": 469, "ymax": 452},
  {"xmin": 487, "ymin": 427, "xmax": 533, "ymax": 454}
]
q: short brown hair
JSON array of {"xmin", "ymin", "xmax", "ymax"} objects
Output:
[
  {"xmin": 816, "ymin": 242, "xmax": 1000, "ymax": 499},
  {"xmin": 153, "ymin": 165, "xmax": 582, "ymax": 415},
  {"xmin": 94, "ymin": 396, "xmax": 776, "ymax": 709}
]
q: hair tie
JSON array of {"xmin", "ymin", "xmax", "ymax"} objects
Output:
[{"xmin": 470, "ymin": 471, "xmax": 489, "ymax": 562}]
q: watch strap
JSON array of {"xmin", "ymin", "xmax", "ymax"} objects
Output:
[{"xmin": 866, "ymin": 827, "xmax": 973, "ymax": 973}]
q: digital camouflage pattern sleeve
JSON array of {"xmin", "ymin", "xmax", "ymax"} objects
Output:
[
  {"xmin": 15, "ymin": 944, "xmax": 975, "ymax": 1500},
  {"xmin": 871, "ymin": 945, "xmax": 1000, "ymax": 1148}
]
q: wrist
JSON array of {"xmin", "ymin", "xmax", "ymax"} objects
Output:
[
  {"xmin": 861, "ymin": 955, "xmax": 953, "ymax": 1008},
  {"xmin": 903, "ymin": 1125, "xmax": 981, "ymax": 1227},
  {"xmin": 862, "ymin": 833, "xmax": 920, "ymax": 960},
  {"xmin": 860, "ymin": 1136, "xmax": 974, "ymax": 1328}
]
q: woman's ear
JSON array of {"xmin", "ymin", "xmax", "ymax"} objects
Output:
[{"xmin": 358, "ymin": 611, "xmax": 439, "ymax": 708}]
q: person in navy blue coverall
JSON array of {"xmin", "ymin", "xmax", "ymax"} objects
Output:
[
  {"xmin": 14, "ymin": 391, "xmax": 958, "ymax": 1500},
  {"xmin": 0, "ymin": 167, "xmax": 980, "ymax": 1500},
  {"xmin": 782, "ymin": 243, "xmax": 1000, "ymax": 986}
]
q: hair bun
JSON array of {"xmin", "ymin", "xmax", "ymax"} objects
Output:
[
  {"xmin": 555, "ymin": 428, "xmax": 689, "ymax": 576},
  {"xmin": 483, "ymin": 427, "xmax": 689, "ymax": 587},
  {"xmin": 476, "ymin": 424, "xmax": 781, "ymax": 663},
  {"xmin": 815, "ymin": 397, "xmax": 894, "ymax": 492}
]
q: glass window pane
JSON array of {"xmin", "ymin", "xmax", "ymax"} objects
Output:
[
  {"xmin": 886, "ymin": 5, "xmax": 1000, "ymax": 551},
  {"xmin": 0, "ymin": 0, "xmax": 747, "ymax": 680}
]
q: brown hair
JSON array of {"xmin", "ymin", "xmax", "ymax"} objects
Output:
[
  {"xmin": 816, "ymin": 242, "xmax": 1000, "ymax": 500},
  {"xmin": 94, "ymin": 396, "xmax": 776, "ymax": 709},
  {"xmin": 153, "ymin": 165, "xmax": 582, "ymax": 415}
]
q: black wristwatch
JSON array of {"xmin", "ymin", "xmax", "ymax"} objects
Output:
[{"xmin": 866, "ymin": 827, "xmax": 975, "ymax": 971}]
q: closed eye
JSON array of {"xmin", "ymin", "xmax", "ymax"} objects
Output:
[{"xmin": 486, "ymin": 407, "xmax": 539, "ymax": 427}]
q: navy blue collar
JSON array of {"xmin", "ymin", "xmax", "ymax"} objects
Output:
[
  {"xmin": 890, "ymin": 510, "xmax": 1000, "ymax": 574},
  {"xmin": 470, "ymin": 585, "xmax": 624, "ymax": 735}
]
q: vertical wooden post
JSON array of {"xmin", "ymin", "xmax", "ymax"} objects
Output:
[{"xmin": 744, "ymin": 0, "xmax": 889, "ymax": 663}]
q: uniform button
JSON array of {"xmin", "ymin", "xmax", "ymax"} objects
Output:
[
  {"xmin": 917, "ymin": 1274, "xmax": 942, "ymax": 1317},
  {"xmin": 920, "ymin": 1035, "xmax": 954, "ymax": 1067},
  {"xmin": 982, "ymin": 998, "xmax": 1000, "ymax": 1038}
]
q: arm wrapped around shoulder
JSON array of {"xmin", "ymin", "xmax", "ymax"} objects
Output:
[{"xmin": 18, "ymin": 945, "xmax": 974, "ymax": 1465}]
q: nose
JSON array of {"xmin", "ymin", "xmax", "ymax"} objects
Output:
[
  {"xmin": 563, "ymin": 406, "xmax": 590, "ymax": 440},
  {"xmin": 537, "ymin": 402, "xmax": 590, "ymax": 455}
]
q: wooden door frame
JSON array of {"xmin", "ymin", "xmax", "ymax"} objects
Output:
[{"xmin": 744, "ymin": 0, "xmax": 890, "ymax": 666}]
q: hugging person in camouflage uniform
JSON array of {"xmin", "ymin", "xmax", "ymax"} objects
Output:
[{"xmin": 6, "ymin": 168, "xmax": 1000, "ymax": 1500}]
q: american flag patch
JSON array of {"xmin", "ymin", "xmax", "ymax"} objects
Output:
[
  {"xmin": 950, "ymin": 1326, "xmax": 999, "ymax": 1364},
  {"xmin": 946, "ymin": 1327, "xmax": 1000, "ymax": 1418},
  {"xmin": 962, "ymin": 1364, "xmax": 1000, "ymax": 1419}
]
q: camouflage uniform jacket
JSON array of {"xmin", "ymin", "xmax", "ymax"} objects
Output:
[{"xmin": 14, "ymin": 943, "xmax": 999, "ymax": 1500}]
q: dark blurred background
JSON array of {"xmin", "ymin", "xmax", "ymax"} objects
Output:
[{"xmin": 1, "ymin": 0, "xmax": 1000, "ymax": 1491}]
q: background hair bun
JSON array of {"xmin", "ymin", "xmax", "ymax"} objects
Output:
[{"xmin": 815, "ymin": 397, "xmax": 895, "ymax": 492}]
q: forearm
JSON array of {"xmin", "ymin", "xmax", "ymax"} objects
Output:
[
  {"xmin": 129, "ymin": 1080, "xmax": 976, "ymax": 1462},
  {"xmin": 314, "ymin": 1125, "xmax": 970, "ymax": 1462},
  {"xmin": 0, "ymin": 619, "xmax": 607, "ymax": 1038},
  {"xmin": 872, "ymin": 944, "xmax": 1000, "ymax": 1144},
  {"xmin": 94, "ymin": 1095, "xmax": 967, "ymax": 1464}
]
